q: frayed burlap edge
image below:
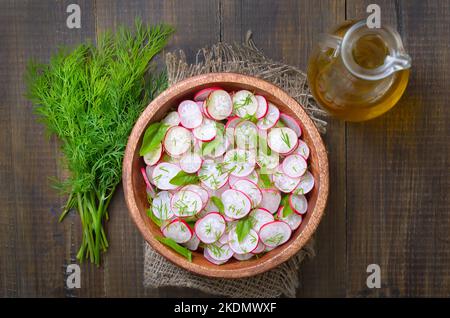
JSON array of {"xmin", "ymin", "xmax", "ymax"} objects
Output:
[{"xmin": 143, "ymin": 31, "xmax": 326, "ymax": 298}]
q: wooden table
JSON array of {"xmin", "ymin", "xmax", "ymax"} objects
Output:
[{"xmin": 1, "ymin": 0, "xmax": 448, "ymax": 297}]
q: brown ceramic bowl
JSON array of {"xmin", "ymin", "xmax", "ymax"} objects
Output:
[{"xmin": 123, "ymin": 73, "xmax": 328, "ymax": 278}]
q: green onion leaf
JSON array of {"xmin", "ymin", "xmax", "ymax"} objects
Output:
[
  {"xmin": 259, "ymin": 173, "xmax": 273, "ymax": 188},
  {"xmin": 210, "ymin": 196, "xmax": 224, "ymax": 214},
  {"xmin": 139, "ymin": 123, "xmax": 169, "ymax": 156},
  {"xmin": 236, "ymin": 216, "xmax": 255, "ymax": 243},
  {"xmin": 156, "ymin": 236, "xmax": 192, "ymax": 262},
  {"xmin": 281, "ymin": 195, "xmax": 294, "ymax": 217},
  {"xmin": 146, "ymin": 209, "xmax": 162, "ymax": 227},
  {"xmin": 169, "ymin": 170, "xmax": 199, "ymax": 186}
]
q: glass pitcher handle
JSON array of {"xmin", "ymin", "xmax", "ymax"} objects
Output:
[
  {"xmin": 387, "ymin": 53, "xmax": 412, "ymax": 72},
  {"xmin": 318, "ymin": 34, "xmax": 343, "ymax": 58}
]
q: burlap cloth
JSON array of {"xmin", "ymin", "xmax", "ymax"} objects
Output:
[{"xmin": 143, "ymin": 32, "xmax": 328, "ymax": 298}]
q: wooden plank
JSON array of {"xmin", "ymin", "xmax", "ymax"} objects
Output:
[
  {"xmin": 0, "ymin": 0, "xmax": 97, "ymax": 297},
  {"xmin": 94, "ymin": 0, "xmax": 220, "ymax": 297},
  {"xmin": 345, "ymin": 0, "xmax": 450, "ymax": 297},
  {"xmin": 221, "ymin": 0, "xmax": 348, "ymax": 297}
]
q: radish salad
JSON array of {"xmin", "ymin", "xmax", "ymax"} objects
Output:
[{"xmin": 140, "ymin": 87, "xmax": 315, "ymax": 264}]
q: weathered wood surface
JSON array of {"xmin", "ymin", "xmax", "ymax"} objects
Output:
[{"xmin": 0, "ymin": 0, "xmax": 448, "ymax": 297}]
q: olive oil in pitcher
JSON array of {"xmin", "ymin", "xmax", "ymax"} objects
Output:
[{"xmin": 307, "ymin": 20, "xmax": 411, "ymax": 121}]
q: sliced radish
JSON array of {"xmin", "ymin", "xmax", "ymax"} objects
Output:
[
  {"xmin": 228, "ymin": 170, "xmax": 258, "ymax": 187},
  {"xmin": 232, "ymin": 90, "xmax": 258, "ymax": 118},
  {"xmin": 178, "ymin": 100, "xmax": 203, "ymax": 129},
  {"xmin": 195, "ymin": 212, "xmax": 226, "ymax": 244},
  {"xmin": 295, "ymin": 139, "xmax": 310, "ymax": 160},
  {"xmin": 221, "ymin": 189, "xmax": 252, "ymax": 219},
  {"xmin": 251, "ymin": 241, "xmax": 266, "ymax": 254},
  {"xmin": 233, "ymin": 253, "xmax": 253, "ymax": 261},
  {"xmin": 277, "ymin": 206, "xmax": 302, "ymax": 230},
  {"xmin": 198, "ymin": 159, "xmax": 229, "ymax": 190},
  {"xmin": 205, "ymin": 90, "xmax": 233, "ymax": 120},
  {"xmin": 289, "ymin": 194, "xmax": 308, "ymax": 215},
  {"xmin": 225, "ymin": 116, "xmax": 241, "ymax": 130},
  {"xmin": 249, "ymin": 208, "xmax": 274, "ymax": 232},
  {"xmin": 260, "ymin": 189, "xmax": 282, "ymax": 213},
  {"xmin": 179, "ymin": 152, "xmax": 202, "ymax": 173},
  {"xmin": 146, "ymin": 165, "xmax": 156, "ymax": 185},
  {"xmin": 193, "ymin": 118, "xmax": 217, "ymax": 141},
  {"xmin": 280, "ymin": 113, "xmax": 302, "ymax": 137},
  {"xmin": 205, "ymin": 242, "xmax": 233, "ymax": 261},
  {"xmin": 162, "ymin": 111, "xmax": 181, "ymax": 127},
  {"xmin": 218, "ymin": 233, "xmax": 229, "ymax": 245},
  {"xmin": 182, "ymin": 233, "xmax": 200, "ymax": 251},
  {"xmin": 232, "ymin": 179, "xmax": 262, "ymax": 207},
  {"xmin": 273, "ymin": 166, "xmax": 300, "ymax": 193},
  {"xmin": 256, "ymin": 150, "xmax": 280, "ymax": 171},
  {"xmin": 268, "ymin": 127, "xmax": 298, "ymax": 154},
  {"xmin": 204, "ymin": 248, "xmax": 228, "ymax": 265},
  {"xmin": 194, "ymin": 86, "xmax": 223, "ymax": 102},
  {"xmin": 282, "ymin": 154, "xmax": 307, "ymax": 178},
  {"xmin": 181, "ymin": 184, "xmax": 209, "ymax": 208},
  {"xmin": 141, "ymin": 167, "xmax": 152, "ymax": 189},
  {"xmin": 257, "ymin": 102, "xmax": 280, "ymax": 130},
  {"xmin": 234, "ymin": 120, "xmax": 258, "ymax": 150},
  {"xmin": 200, "ymin": 101, "xmax": 212, "ymax": 119},
  {"xmin": 171, "ymin": 190, "xmax": 203, "ymax": 217},
  {"xmin": 151, "ymin": 190, "xmax": 173, "ymax": 220},
  {"xmin": 163, "ymin": 126, "xmax": 192, "ymax": 157},
  {"xmin": 162, "ymin": 219, "xmax": 193, "ymax": 243},
  {"xmin": 223, "ymin": 149, "xmax": 256, "ymax": 177},
  {"xmin": 255, "ymin": 95, "xmax": 269, "ymax": 119},
  {"xmin": 228, "ymin": 227, "xmax": 259, "ymax": 254},
  {"xmin": 293, "ymin": 171, "xmax": 315, "ymax": 195},
  {"xmin": 152, "ymin": 162, "xmax": 181, "ymax": 190},
  {"xmin": 259, "ymin": 221, "xmax": 292, "ymax": 247},
  {"xmin": 143, "ymin": 143, "xmax": 163, "ymax": 166}
]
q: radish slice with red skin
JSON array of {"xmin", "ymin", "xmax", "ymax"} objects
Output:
[
  {"xmin": 255, "ymin": 95, "xmax": 269, "ymax": 119},
  {"xmin": 289, "ymin": 194, "xmax": 308, "ymax": 215},
  {"xmin": 249, "ymin": 208, "xmax": 275, "ymax": 232},
  {"xmin": 295, "ymin": 139, "xmax": 310, "ymax": 159},
  {"xmin": 143, "ymin": 142, "xmax": 163, "ymax": 166},
  {"xmin": 152, "ymin": 162, "xmax": 181, "ymax": 190},
  {"xmin": 178, "ymin": 100, "xmax": 203, "ymax": 129},
  {"xmin": 228, "ymin": 170, "xmax": 258, "ymax": 187},
  {"xmin": 141, "ymin": 167, "xmax": 152, "ymax": 189},
  {"xmin": 181, "ymin": 184, "xmax": 209, "ymax": 208},
  {"xmin": 256, "ymin": 150, "xmax": 280, "ymax": 171},
  {"xmin": 223, "ymin": 149, "xmax": 256, "ymax": 177},
  {"xmin": 163, "ymin": 126, "xmax": 192, "ymax": 157},
  {"xmin": 205, "ymin": 242, "xmax": 234, "ymax": 261},
  {"xmin": 198, "ymin": 159, "xmax": 229, "ymax": 190},
  {"xmin": 225, "ymin": 116, "xmax": 241, "ymax": 130},
  {"xmin": 277, "ymin": 206, "xmax": 302, "ymax": 230},
  {"xmin": 228, "ymin": 227, "xmax": 259, "ymax": 254},
  {"xmin": 251, "ymin": 241, "xmax": 266, "ymax": 254},
  {"xmin": 218, "ymin": 233, "xmax": 229, "ymax": 245},
  {"xmin": 282, "ymin": 154, "xmax": 307, "ymax": 178},
  {"xmin": 232, "ymin": 90, "xmax": 258, "ymax": 118},
  {"xmin": 171, "ymin": 190, "xmax": 203, "ymax": 217},
  {"xmin": 204, "ymin": 248, "xmax": 228, "ymax": 265},
  {"xmin": 205, "ymin": 90, "xmax": 233, "ymax": 120},
  {"xmin": 259, "ymin": 221, "xmax": 292, "ymax": 247},
  {"xmin": 233, "ymin": 253, "xmax": 254, "ymax": 261},
  {"xmin": 162, "ymin": 111, "xmax": 181, "ymax": 127},
  {"xmin": 152, "ymin": 191, "xmax": 173, "ymax": 220},
  {"xmin": 179, "ymin": 152, "xmax": 202, "ymax": 173},
  {"xmin": 195, "ymin": 212, "xmax": 226, "ymax": 244},
  {"xmin": 268, "ymin": 127, "xmax": 298, "ymax": 154},
  {"xmin": 145, "ymin": 165, "xmax": 156, "ymax": 185},
  {"xmin": 257, "ymin": 102, "xmax": 280, "ymax": 130},
  {"xmin": 260, "ymin": 189, "xmax": 282, "ymax": 213},
  {"xmin": 221, "ymin": 189, "xmax": 252, "ymax": 219},
  {"xmin": 200, "ymin": 101, "xmax": 212, "ymax": 119},
  {"xmin": 194, "ymin": 86, "xmax": 223, "ymax": 102},
  {"xmin": 235, "ymin": 120, "xmax": 258, "ymax": 150},
  {"xmin": 232, "ymin": 179, "xmax": 262, "ymax": 207},
  {"xmin": 264, "ymin": 245, "xmax": 276, "ymax": 252},
  {"xmin": 293, "ymin": 171, "xmax": 315, "ymax": 195},
  {"xmin": 272, "ymin": 166, "xmax": 300, "ymax": 193},
  {"xmin": 193, "ymin": 118, "xmax": 217, "ymax": 142},
  {"xmin": 182, "ymin": 233, "xmax": 200, "ymax": 251},
  {"xmin": 162, "ymin": 219, "xmax": 193, "ymax": 243},
  {"xmin": 280, "ymin": 113, "xmax": 302, "ymax": 137}
]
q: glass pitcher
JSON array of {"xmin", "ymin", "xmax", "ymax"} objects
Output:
[{"xmin": 307, "ymin": 20, "xmax": 411, "ymax": 121}]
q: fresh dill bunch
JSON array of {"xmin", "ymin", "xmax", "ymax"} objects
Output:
[{"xmin": 25, "ymin": 19, "xmax": 174, "ymax": 265}]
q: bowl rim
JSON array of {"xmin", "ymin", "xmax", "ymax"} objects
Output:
[{"xmin": 123, "ymin": 72, "xmax": 329, "ymax": 278}]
